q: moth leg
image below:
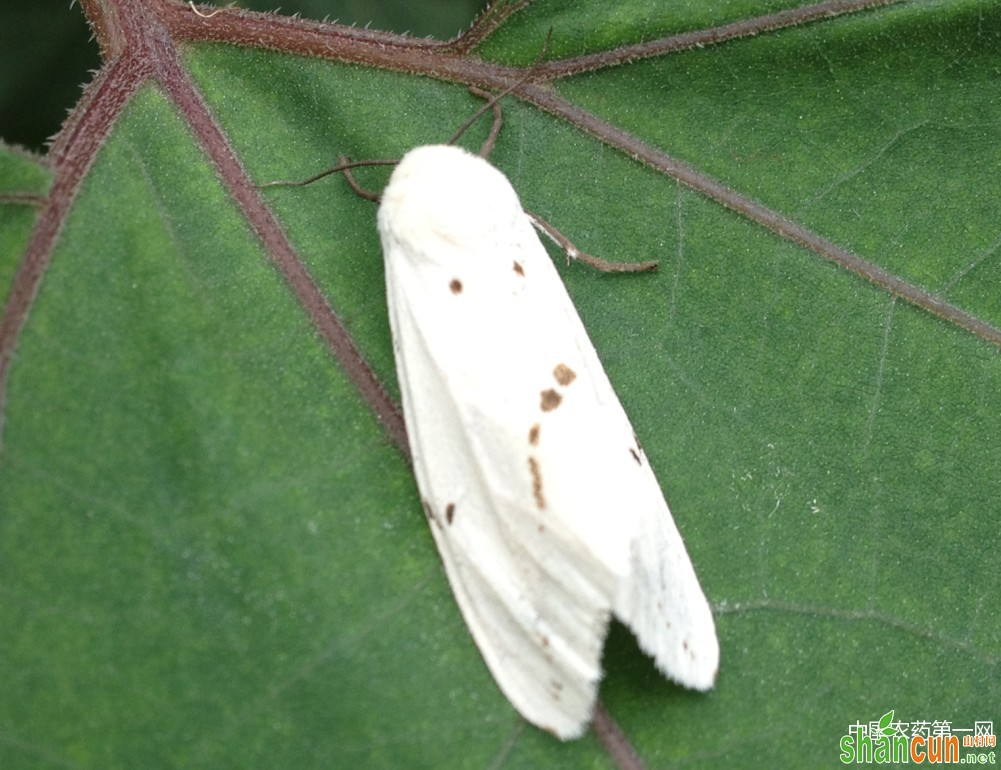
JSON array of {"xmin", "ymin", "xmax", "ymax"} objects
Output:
[
  {"xmin": 457, "ymin": 31, "xmax": 553, "ymax": 158},
  {"xmin": 339, "ymin": 155, "xmax": 382, "ymax": 202},
  {"xmin": 524, "ymin": 211, "xmax": 659, "ymax": 274},
  {"xmin": 467, "ymin": 87, "xmax": 504, "ymax": 159},
  {"xmin": 446, "ymin": 86, "xmax": 505, "ymax": 158}
]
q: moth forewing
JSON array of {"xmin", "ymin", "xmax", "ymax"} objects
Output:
[{"xmin": 382, "ymin": 221, "xmax": 617, "ymax": 739}]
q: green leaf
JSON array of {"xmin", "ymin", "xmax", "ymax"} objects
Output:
[
  {"xmin": 1, "ymin": 1, "xmax": 998, "ymax": 768},
  {"xmin": 0, "ymin": 144, "xmax": 50, "ymax": 303}
]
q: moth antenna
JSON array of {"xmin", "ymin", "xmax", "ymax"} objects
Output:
[
  {"xmin": 447, "ymin": 28, "xmax": 554, "ymax": 156},
  {"xmin": 261, "ymin": 31, "xmax": 556, "ymax": 192},
  {"xmin": 257, "ymin": 158, "xmax": 396, "ymax": 190}
]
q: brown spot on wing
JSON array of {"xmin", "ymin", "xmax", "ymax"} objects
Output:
[
  {"xmin": 513, "ymin": 261, "xmax": 525, "ymax": 276},
  {"xmin": 629, "ymin": 447, "xmax": 642, "ymax": 465},
  {"xmin": 528, "ymin": 456, "xmax": 545, "ymax": 509},
  {"xmin": 528, "ymin": 423, "xmax": 540, "ymax": 445},
  {"xmin": 421, "ymin": 498, "xmax": 442, "ymax": 530},
  {"xmin": 449, "ymin": 278, "xmax": 463, "ymax": 294},
  {"xmin": 552, "ymin": 363, "xmax": 576, "ymax": 386},
  {"xmin": 445, "ymin": 503, "xmax": 455, "ymax": 525},
  {"xmin": 540, "ymin": 389, "xmax": 562, "ymax": 412}
]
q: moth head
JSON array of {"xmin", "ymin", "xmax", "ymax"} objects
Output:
[{"xmin": 377, "ymin": 145, "xmax": 524, "ymax": 265}]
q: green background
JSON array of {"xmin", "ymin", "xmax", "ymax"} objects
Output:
[
  {"xmin": 1, "ymin": 1, "xmax": 998, "ymax": 768},
  {"xmin": 0, "ymin": 0, "xmax": 486, "ymax": 151}
]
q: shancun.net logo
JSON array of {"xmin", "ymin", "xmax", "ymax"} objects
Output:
[{"xmin": 840, "ymin": 711, "xmax": 996, "ymax": 765}]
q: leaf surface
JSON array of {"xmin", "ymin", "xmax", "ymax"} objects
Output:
[{"xmin": 1, "ymin": 1, "xmax": 998, "ymax": 767}]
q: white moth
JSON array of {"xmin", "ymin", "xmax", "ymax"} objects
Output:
[{"xmin": 377, "ymin": 143, "xmax": 719, "ymax": 739}]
